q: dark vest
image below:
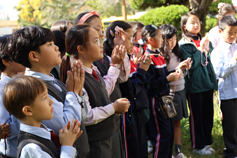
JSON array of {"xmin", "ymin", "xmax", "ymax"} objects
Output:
[
  {"xmin": 84, "ymin": 71, "xmax": 115, "ymax": 142},
  {"xmin": 17, "ymin": 131, "xmax": 60, "ymax": 158},
  {"xmin": 43, "ymin": 79, "xmax": 90, "ymax": 158},
  {"xmin": 93, "ymin": 55, "xmax": 122, "ymax": 102}
]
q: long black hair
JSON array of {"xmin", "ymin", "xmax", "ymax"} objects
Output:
[{"xmin": 160, "ymin": 24, "xmax": 182, "ymax": 64}]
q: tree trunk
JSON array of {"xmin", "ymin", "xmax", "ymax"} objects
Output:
[{"xmin": 189, "ymin": 0, "xmax": 213, "ymax": 35}]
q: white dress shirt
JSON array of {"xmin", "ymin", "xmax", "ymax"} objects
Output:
[{"xmin": 19, "ymin": 123, "xmax": 76, "ymax": 158}]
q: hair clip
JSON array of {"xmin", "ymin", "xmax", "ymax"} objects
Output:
[
  {"xmin": 65, "ymin": 52, "xmax": 71, "ymax": 57},
  {"xmin": 152, "ymin": 25, "xmax": 158, "ymax": 29},
  {"xmin": 104, "ymin": 38, "xmax": 108, "ymax": 41},
  {"xmin": 138, "ymin": 39, "xmax": 146, "ymax": 45},
  {"xmin": 110, "ymin": 30, "xmax": 114, "ymax": 37}
]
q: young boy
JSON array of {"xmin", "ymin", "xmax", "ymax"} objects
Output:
[
  {"xmin": 0, "ymin": 34, "xmax": 25, "ymax": 158},
  {"xmin": 3, "ymin": 76, "xmax": 82, "ymax": 158},
  {"xmin": 211, "ymin": 15, "xmax": 237, "ymax": 158},
  {"xmin": 8, "ymin": 26, "xmax": 88, "ymax": 157}
]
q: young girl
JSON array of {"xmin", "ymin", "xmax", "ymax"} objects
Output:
[
  {"xmin": 104, "ymin": 20, "xmax": 150, "ymax": 158},
  {"xmin": 209, "ymin": 3, "xmax": 236, "ymax": 48},
  {"xmin": 138, "ymin": 24, "xmax": 180, "ymax": 158},
  {"xmin": 160, "ymin": 24, "xmax": 189, "ymax": 158},
  {"xmin": 129, "ymin": 22, "xmax": 145, "ymax": 54},
  {"xmin": 60, "ymin": 25, "xmax": 130, "ymax": 158},
  {"xmin": 179, "ymin": 12, "xmax": 218, "ymax": 155},
  {"xmin": 75, "ymin": 11, "xmax": 130, "ymax": 158}
]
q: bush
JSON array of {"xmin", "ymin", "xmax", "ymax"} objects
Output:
[
  {"xmin": 205, "ymin": 17, "xmax": 217, "ymax": 33},
  {"xmin": 138, "ymin": 5, "xmax": 189, "ymax": 39}
]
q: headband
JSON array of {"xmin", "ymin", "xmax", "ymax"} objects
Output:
[{"xmin": 77, "ymin": 11, "xmax": 100, "ymax": 25}]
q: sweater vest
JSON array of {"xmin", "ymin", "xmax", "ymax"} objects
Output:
[
  {"xmin": 17, "ymin": 131, "xmax": 60, "ymax": 158},
  {"xmin": 84, "ymin": 71, "xmax": 115, "ymax": 142}
]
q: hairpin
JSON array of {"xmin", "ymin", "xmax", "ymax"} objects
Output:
[
  {"xmin": 65, "ymin": 52, "xmax": 71, "ymax": 57},
  {"xmin": 110, "ymin": 30, "xmax": 114, "ymax": 37},
  {"xmin": 152, "ymin": 25, "xmax": 158, "ymax": 29},
  {"xmin": 138, "ymin": 39, "xmax": 146, "ymax": 45}
]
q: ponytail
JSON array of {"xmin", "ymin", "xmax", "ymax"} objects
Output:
[{"xmin": 60, "ymin": 54, "xmax": 71, "ymax": 84}]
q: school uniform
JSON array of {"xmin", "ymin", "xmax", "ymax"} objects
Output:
[
  {"xmin": 25, "ymin": 70, "xmax": 89, "ymax": 158},
  {"xmin": 145, "ymin": 48, "xmax": 174, "ymax": 158},
  {"xmin": 17, "ymin": 123, "xmax": 76, "ymax": 158},
  {"xmin": 93, "ymin": 54, "xmax": 124, "ymax": 158},
  {"xmin": 0, "ymin": 73, "xmax": 21, "ymax": 158},
  {"xmin": 83, "ymin": 65, "xmax": 116, "ymax": 158},
  {"xmin": 211, "ymin": 40, "xmax": 237, "ymax": 158},
  {"xmin": 179, "ymin": 36, "xmax": 218, "ymax": 150},
  {"xmin": 119, "ymin": 59, "xmax": 149, "ymax": 158}
]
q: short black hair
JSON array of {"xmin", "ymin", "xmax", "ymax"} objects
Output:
[
  {"xmin": 0, "ymin": 34, "xmax": 12, "ymax": 71},
  {"xmin": 8, "ymin": 26, "xmax": 55, "ymax": 68},
  {"xmin": 219, "ymin": 15, "xmax": 237, "ymax": 31}
]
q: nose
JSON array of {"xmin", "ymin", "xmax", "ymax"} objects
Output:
[
  {"xmin": 49, "ymin": 98, "xmax": 54, "ymax": 105},
  {"xmin": 55, "ymin": 45, "xmax": 59, "ymax": 51}
]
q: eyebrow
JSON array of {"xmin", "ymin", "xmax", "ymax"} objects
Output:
[{"xmin": 92, "ymin": 37, "xmax": 99, "ymax": 40}]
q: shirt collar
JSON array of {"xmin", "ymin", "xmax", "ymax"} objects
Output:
[
  {"xmin": 146, "ymin": 48, "xmax": 160, "ymax": 55},
  {"xmin": 219, "ymin": 39, "xmax": 236, "ymax": 50},
  {"xmin": 20, "ymin": 123, "xmax": 52, "ymax": 140},
  {"xmin": 25, "ymin": 69, "xmax": 55, "ymax": 81},
  {"xmin": 83, "ymin": 64, "xmax": 99, "ymax": 75},
  {"xmin": 191, "ymin": 33, "xmax": 202, "ymax": 40},
  {"xmin": 0, "ymin": 73, "xmax": 12, "ymax": 83}
]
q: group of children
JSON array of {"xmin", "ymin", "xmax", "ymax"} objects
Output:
[{"xmin": 0, "ymin": 2, "xmax": 236, "ymax": 158}]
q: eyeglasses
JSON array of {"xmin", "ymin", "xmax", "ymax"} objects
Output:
[{"xmin": 87, "ymin": 39, "xmax": 103, "ymax": 47}]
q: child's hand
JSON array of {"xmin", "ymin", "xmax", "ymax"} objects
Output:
[
  {"xmin": 66, "ymin": 60, "xmax": 85, "ymax": 96},
  {"xmin": 133, "ymin": 49, "xmax": 143, "ymax": 65},
  {"xmin": 167, "ymin": 72, "xmax": 180, "ymax": 82},
  {"xmin": 176, "ymin": 68, "xmax": 183, "ymax": 78},
  {"xmin": 113, "ymin": 26, "xmax": 128, "ymax": 46},
  {"xmin": 139, "ymin": 54, "xmax": 151, "ymax": 71},
  {"xmin": 59, "ymin": 119, "xmax": 83, "ymax": 147},
  {"xmin": 0, "ymin": 123, "xmax": 11, "ymax": 139},
  {"xmin": 111, "ymin": 45, "xmax": 126, "ymax": 65},
  {"xmin": 178, "ymin": 58, "xmax": 192, "ymax": 70},
  {"xmin": 199, "ymin": 33, "xmax": 210, "ymax": 53},
  {"xmin": 112, "ymin": 98, "xmax": 130, "ymax": 114}
]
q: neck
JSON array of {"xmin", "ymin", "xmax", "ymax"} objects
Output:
[
  {"xmin": 147, "ymin": 44, "xmax": 157, "ymax": 52},
  {"xmin": 30, "ymin": 65, "xmax": 53, "ymax": 75},
  {"xmin": 2, "ymin": 70, "xmax": 17, "ymax": 78},
  {"xmin": 80, "ymin": 58, "xmax": 93, "ymax": 68},
  {"xmin": 22, "ymin": 118, "xmax": 41, "ymax": 128}
]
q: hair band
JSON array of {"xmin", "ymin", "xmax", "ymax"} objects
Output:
[
  {"xmin": 152, "ymin": 25, "xmax": 158, "ymax": 29},
  {"xmin": 77, "ymin": 11, "xmax": 100, "ymax": 25},
  {"xmin": 65, "ymin": 52, "xmax": 71, "ymax": 57}
]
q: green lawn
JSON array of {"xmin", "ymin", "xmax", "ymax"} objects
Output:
[
  {"xmin": 179, "ymin": 91, "xmax": 225, "ymax": 158},
  {"xmin": 148, "ymin": 92, "xmax": 225, "ymax": 158}
]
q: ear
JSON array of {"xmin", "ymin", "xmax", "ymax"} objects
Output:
[
  {"xmin": 2, "ymin": 59, "xmax": 10, "ymax": 67},
  {"xmin": 29, "ymin": 51, "xmax": 40, "ymax": 63},
  {"xmin": 22, "ymin": 106, "xmax": 33, "ymax": 116},
  {"xmin": 77, "ymin": 45, "xmax": 85, "ymax": 55},
  {"xmin": 183, "ymin": 25, "xmax": 186, "ymax": 30},
  {"xmin": 147, "ymin": 37, "xmax": 155, "ymax": 45}
]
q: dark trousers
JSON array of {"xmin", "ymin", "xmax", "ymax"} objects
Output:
[
  {"xmin": 221, "ymin": 99, "xmax": 237, "ymax": 158},
  {"xmin": 187, "ymin": 90, "xmax": 214, "ymax": 149},
  {"xmin": 148, "ymin": 97, "xmax": 174, "ymax": 158},
  {"xmin": 86, "ymin": 137, "xmax": 112, "ymax": 158}
]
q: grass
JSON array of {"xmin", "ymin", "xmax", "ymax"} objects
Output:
[
  {"xmin": 148, "ymin": 92, "xmax": 225, "ymax": 158},
  {"xmin": 180, "ymin": 91, "xmax": 225, "ymax": 158}
]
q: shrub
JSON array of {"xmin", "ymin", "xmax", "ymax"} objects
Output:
[
  {"xmin": 205, "ymin": 17, "xmax": 218, "ymax": 33},
  {"xmin": 138, "ymin": 5, "xmax": 189, "ymax": 39}
]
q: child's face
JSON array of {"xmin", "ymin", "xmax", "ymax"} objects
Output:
[
  {"xmin": 30, "ymin": 88, "xmax": 54, "ymax": 121},
  {"xmin": 84, "ymin": 28, "xmax": 103, "ymax": 62},
  {"xmin": 124, "ymin": 28, "xmax": 134, "ymax": 55},
  {"xmin": 185, "ymin": 15, "xmax": 201, "ymax": 35},
  {"xmin": 151, "ymin": 29, "xmax": 163, "ymax": 49},
  {"xmin": 89, "ymin": 17, "xmax": 103, "ymax": 41},
  {"xmin": 167, "ymin": 34, "xmax": 177, "ymax": 50},
  {"xmin": 135, "ymin": 28, "xmax": 142, "ymax": 43},
  {"xmin": 219, "ymin": 25, "xmax": 237, "ymax": 44},
  {"xmin": 38, "ymin": 41, "xmax": 61, "ymax": 68}
]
